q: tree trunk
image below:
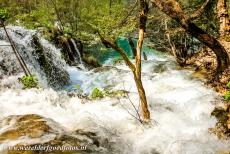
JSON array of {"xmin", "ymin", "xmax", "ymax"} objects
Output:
[
  {"xmin": 217, "ymin": 0, "xmax": 230, "ymax": 37},
  {"xmin": 133, "ymin": 72, "xmax": 150, "ymax": 120},
  {"xmin": 135, "ymin": 0, "xmax": 150, "ymax": 120},
  {"xmin": 97, "ymin": 0, "xmax": 151, "ymax": 121},
  {"xmin": 151, "ymin": 0, "xmax": 229, "ymax": 75}
]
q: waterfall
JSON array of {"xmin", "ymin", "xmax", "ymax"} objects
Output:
[
  {"xmin": 70, "ymin": 38, "xmax": 83, "ymax": 65},
  {"xmin": 0, "ymin": 26, "xmax": 69, "ymax": 89}
]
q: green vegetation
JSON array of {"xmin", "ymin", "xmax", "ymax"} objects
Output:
[
  {"xmin": 104, "ymin": 90, "xmax": 128, "ymax": 97},
  {"xmin": 74, "ymin": 84, "xmax": 83, "ymax": 93},
  {"xmin": 20, "ymin": 75, "xmax": 38, "ymax": 89},
  {"xmin": 91, "ymin": 88, "xmax": 104, "ymax": 99},
  {"xmin": 1, "ymin": 0, "xmax": 136, "ymax": 42},
  {"xmin": 0, "ymin": 8, "xmax": 9, "ymax": 21},
  {"xmin": 224, "ymin": 92, "xmax": 230, "ymax": 101},
  {"xmin": 224, "ymin": 82, "xmax": 230, "ymax": 101},
  {"xmin": 90, "ymin": 88, "xmax": 128, "ymax": 99},
  {"xmin": 227, "ymin": 82, "xmax": 230, "ymax": 89}
]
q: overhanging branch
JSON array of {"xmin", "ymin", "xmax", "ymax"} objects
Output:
[{"xmin": 97, "ymin": 31, "xmax": 136, "ymax": 72}]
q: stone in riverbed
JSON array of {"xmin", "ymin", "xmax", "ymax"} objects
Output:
[{"xmin": 0, "ymin": 114, "xmax": 107, "ymax": 154}]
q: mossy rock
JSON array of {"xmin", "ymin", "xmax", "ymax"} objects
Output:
[
  {"xmin": 104, "ymin": 90, "xmax": 128, "ymax": 98},
  {"xmin": 90, "ymin": 88, "xmax": 128, "ymax": 100},
  {"xmin": 211, "ymin": 107, "xmax": 230, "ymax": 138},
  {"xmin": 82, "ymin": 55, "xmax": 101, "ymax": 68}
]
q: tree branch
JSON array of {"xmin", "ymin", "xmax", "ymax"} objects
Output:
[
  {"xmin": 97, "ymin": 31, "xmax": 136, "ymax": 72},
  {"xmin": 151, "ymin": 0, "xmax": 229, "ymax": 75},
  {"xmin": 190, "ymin": 0, "xmax": 210, "ymax": 20}
]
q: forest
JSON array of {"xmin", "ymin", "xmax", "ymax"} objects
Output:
[{"xmin": 0, "ymin": 0, "xmax": 230, "ymax": 153}]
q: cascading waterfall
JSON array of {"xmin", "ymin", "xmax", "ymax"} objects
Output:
[
  {"xmin": 0, "ymin": 26, "xmax": 69, "ymax": 89},
  {"xmin": 70, "ymin": 38, "xmax": 83, "ymax": 65},
  {"xmin": 0, "ymin": 26, "xmax": 229, "ymax": 154}
]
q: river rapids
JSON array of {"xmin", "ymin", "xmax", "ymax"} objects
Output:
[{"xmin": 0, "ymin": 26, "xmax": 229, "ymax": 154}]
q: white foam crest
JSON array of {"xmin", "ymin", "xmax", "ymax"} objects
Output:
[{"xmin": 0, "ymin": 58, "xmax": 229, "ymax": 153}]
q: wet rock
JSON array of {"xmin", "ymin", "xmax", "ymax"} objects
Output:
[
  {"xmin": 0, "ymin": 26, "xmax": 70, "ymax": 89},
  {"xmin": 152, "ymin": 63, "xmax": 168, "ymax": 73},
  {"xmin": 0, "ymin": 114, "xmax": 107, "ymax": 154},
  {"xmin": 31, "ymin": 35, "xmax": 69, "ymax": 89},
  {"xmin": 0, "ymin": 43, "xmax": 22, "ymax": 76},
  {"xmin": 82, "ymin": 55, "xmax": 101, "ymax": 69},
  {"xmin": 210, "ymin": 106, "xmax": 230, "ymax": 139},
  {"xmin": 92, "ymin": 66, "xmax": 121, "ymax": 73}
]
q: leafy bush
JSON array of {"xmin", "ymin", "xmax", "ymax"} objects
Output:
[
  {"xmin": 20, "ymin": 75, "xmax": 38, "ymax": 89},
  {"xmin": 224, "ymin": 82, "xmax": 230, "ymax": 101},
  {"xmin": 224, "ymin": 91, "xmax": 230, "ymax": 101},
  {"xmin": 227, "ymin": 82, "xmax": 230, "ymax": 89},
  {"xmin": 0, "ymin": 9, "xmax": 10, "ymax": 21},
  {"xmin": 91, "ymin": 88, "xmax": 104, "ymax": 99}
]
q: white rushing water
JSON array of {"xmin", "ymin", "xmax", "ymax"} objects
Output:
[
  {"xmin": 0, "ymin": 27, "xmax": 229, "ymax": 154},
  {"xmin": 71, "ymin": 38, "xmax": 83, "ymax": 65},
  {"xmin": 0, "ymin": 26, "xmax": 69, "ymax": 89}
]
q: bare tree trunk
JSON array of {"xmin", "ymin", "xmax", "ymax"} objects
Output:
[
  {"xmin": 151, "ymin": 0, "xmax": 229, "ymax": 76},
  {"xmin": 1, "ymin": 20, "xmax": 31, "ymax": 76},
  {"xmin": 98, "ymin": 0, "xmax": 150, "ymax": 121},
  {"xmin": 135, "ymin": 0, "xmax": 150, "ymax": 120},
  {"xmin": 217, "ymin": 0, "xmax": 230, "ymax": 37}
]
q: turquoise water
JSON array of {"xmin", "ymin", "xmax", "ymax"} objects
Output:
[{"xmin": 90, "ymin": 37, "xmax": 164, "ymax": 64}]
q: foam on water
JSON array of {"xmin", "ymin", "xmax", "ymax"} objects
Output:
[
  {"xmin": 0, "ymin": 56, "xmax": 229, "ymax": 153},
  {"xmin": 0, "ymin": 26, "xmax": 69, "ymax": 89},
  {"xmin": 0, "ymin": 28, "xmax": 229, "ymax": 153}
]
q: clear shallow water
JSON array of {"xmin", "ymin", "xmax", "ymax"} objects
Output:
[{"xmin": 0, "ymin": 27, "xmax": 229, "ymax": 154}]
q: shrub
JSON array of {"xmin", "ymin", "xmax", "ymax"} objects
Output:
[
  {"xmin": 20, "ymin": 75, "xmax": 38, "ymax": 89},
  {"xmin": 224, "ymin": 92, "xmax": 230, "ymax": 101},
  {"xmin": 227, "ymin": 81, "xmax": 230, "ymax": 89},
  {"xmin": 224, "ymin": 82, "xmax": 230, "ymax": 101},
  {"xmin": 0, "ymin": 9, "xmax": 10, "ymax": 21},
  {"xmin": 91, "ymin": 88, "xmax": 104, "ymax": 99}
]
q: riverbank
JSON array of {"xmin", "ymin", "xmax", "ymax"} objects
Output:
[{"xmin": 186, "ymin": 38, "xmax": 230, "ymax": 139}]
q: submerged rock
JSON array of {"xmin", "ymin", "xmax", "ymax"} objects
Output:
[
  {"xmin": 0, "ymin": 114, "xmax": 107, "ymax": 154},
  {"xmin": 92, "ymin": 66, "xmax": 122, "ymax": 73}
]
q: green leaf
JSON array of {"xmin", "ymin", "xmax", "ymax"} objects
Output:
[{"xmin": 20, "ymin": 75, "xmax": 38, "ymax": 89}]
